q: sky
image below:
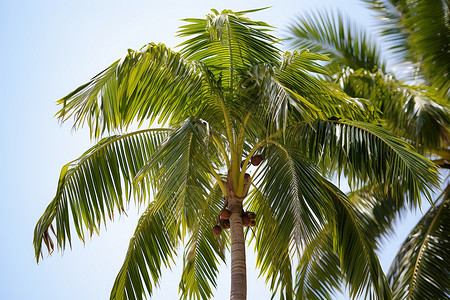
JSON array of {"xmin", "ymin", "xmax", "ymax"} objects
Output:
[{"xmin": 0, "ymin": 0, "xmax": 435, "ymax": 299}]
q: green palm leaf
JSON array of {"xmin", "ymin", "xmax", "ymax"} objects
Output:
[
  {"xmin": 135, "ymin": 118, "xmax": 223, "ymax": 231},
  {"xmin": 179, "ymin": 183, "xmax": 227, "ymax": 300},
  {"xmin": 289, "ymin": 120, "xmax": 439, "ymax": 205},
  {"xmin": 56, "ymin": 43, "xmax": 202, "ymax": 138},
  {"xmin": 253, "ymin": 144, "xmax": 390, "ymax": 299},
  {"xmin": 388, "ymin": 188, "xmax": 450, "ymax": 299},
  {"xmin": 110, "ymin": 202, "xmax": 179, "ymax": 300},
  {"xmin": 287, "ymin": 8, "xmax": 385, "ymax": 72},
  {"xmin": 293, "ymin": 180, "xmax": 425, "ymax": 300},
  {"xmin": 34, "ymin": 129, "xmax": 169, "ymax": 261},
  {"xmin": 363, "ymin": 0, "xmax": 450, "ymax": 95},
  {"xmin": 335, "ymin": 68, "xmax": 450, "ymax": 152},
  {"xmin": 178, "ymin": 8, "xmax": 280, "ymax": 73},
  {"xmin": 294, "ymin": 228, "xmax": 342, "ymax": 300},
  {"xmin": 247, "ymin": 187, "xmax": 295, "ymax": 300}
]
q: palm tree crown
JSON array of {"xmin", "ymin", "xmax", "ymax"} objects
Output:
[{"xmin": 35, "ymin": 8, "xmax": 439, "ymax": 300}]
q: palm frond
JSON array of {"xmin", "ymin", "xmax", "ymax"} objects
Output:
[
  {"xmin": 336, "ymin": 67, "xmax": 450, "ymax": 152},
  {"xmin": 363, "ymin": 0, "xmax": 450, "ymax": 95},
  {"xmin": 247, "ymin": 187, "xmax": 295, "ymax": 300},
  {"xmin": 110, "ymin": 202, "xmax": 179, "ymax": 300},
  {"xmin": 288, "ymin": 120, "xmax": 439, "ymax": 206},
  {"xmin": 294, "ymin": 178, "xmax": 433, "ymax": 300},
  {"xmin": 33, "ymin": 129, "xmax": 169, "ymax": 261},
  {"xmin": 56, "ymin": 43, "xmax": 202, "ymax": 138},
  {"xmin": 179, "ymin": 183, "xmax": 227, "ymax": 300},
  {"xmin": 244, "ymin": 51, "xmax": 374, "ymax": 138},
  {"xmin": 387, "ymin": 187, "xmax": 450, "ymax": 300},
  {"xmin": 135, "ymin": 118, "xmax": 223, "ymax": 232},
  {"xmin": 178, "ymin": 9, "xmax": 280, "ymax": 71},
  {"xmin": 178, "ymin": 9, "xmax": 280, "ymax": 124},
  {"xmin": 324, "ymin": 181, "xmax": 391, "ymax": 299},
  {"xmin": 253, "ymin": 144, "xmax": 390, "ymax": 298},
  {"xmin": 295, "ymin": 228, "xmax": 342, "ymax": 300},
  {"xmin": 287, "ymin": 8, "xmax": 385, "ymax": 72},
  {"xmin": 275, "ymin": 51, "xmax": 374, "ymax": 122}
]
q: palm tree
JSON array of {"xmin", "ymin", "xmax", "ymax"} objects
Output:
[
  {"xmin": 34, "ymin": 8, "xmax": 438, "ymax": 300},
  {"xmin": 287, "ymin": 1, "xmax": 450, "ymax": 298}
]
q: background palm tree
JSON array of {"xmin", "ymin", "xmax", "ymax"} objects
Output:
[
  {"xmin": 34, "ymin": 8, "xmax": 438, "ymax": 300},
  {"xmin": 287, "ymin": 1, "xmax": 450, "ymax": 298}
]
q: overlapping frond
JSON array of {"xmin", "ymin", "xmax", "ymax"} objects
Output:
[
  {"xmin": 34, "ymin": 129, "xmax": 169, "ymax": 261},
  {"xmin": 324, "ymin": 180, "xmax": 391, "ymax": 299},
  {"xmin": 56, "ymin": 43, "xmax": 202, "ymax": 138},
  {"xmin": 110, "ymin": 202, "xmax": 179, "ymax": 300},
  {"xmin": 294, "ymin": 178, "xmax": 428, "ymax": 300},
  {"xmin": 275, "ymin": 51, "xmax": 373, "ymax": 122},
  {"xmin": 294, "ymin": 229, "xmax": 342, "ymax": 300},
  {"xmin": 287, "ymin": 8, "xmax": 385, "ymax": 72},
  {"xmin": 252, "ymin": 144, "xmax": 390, "ymax": 299},
  {"xmin": 336, "ymin": 68, "xmax": 450, "ymax": 152},
  {"xmin": 135, "ymin": 118, "xmax": 222, "ymax": 231},
  {"xmin": 178, "ymin": 8, "xmax": 281, "ymax": 130},
  {"xmin": 388, "ymin": 188, "xmax": 450, "ymax": 299},
  {"xmin": 243, "ymin": 50, "xmax": 374, "ymax": 139},
  {"xmin": 178, "ymin": 8, "xmax": 280, "ymax": 72},
  {"xmin": 288, "ymin": 120, "xmax": 439, "ymax": 205},
  {"xmin": 179, "ymin": 183, "xmax": 227, "ymax": 300},
  {"xmin": 294, "ymin": 178, "xmax": 431, "ymax": 300},
  {"xmin": 363, "ymin": 0, "xmax": 450, "ymax": 95},
  {"xmin": 247, "ymin": 188, "xmax": 295, "ymax": 299}
]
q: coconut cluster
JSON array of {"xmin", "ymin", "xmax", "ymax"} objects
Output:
[
  {"xmin": 242, "ymin": 211, "xmax": 256, "ymax": 227},
  {"xmin": 212, "ymin": 154, "xmax": 262, "ymax": 236},
  {"xmin": 212, "ymin": 208, "xmax": 257, "ymax": 236}
]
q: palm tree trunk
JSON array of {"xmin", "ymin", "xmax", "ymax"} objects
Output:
[{"xmin": 228, "ymin": 197, "xmax": 246, "ymax": 300}]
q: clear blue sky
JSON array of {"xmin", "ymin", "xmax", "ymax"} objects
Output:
[{"xmin": 0, "ymin": 0, "xmax": 431, "ymax": 299}]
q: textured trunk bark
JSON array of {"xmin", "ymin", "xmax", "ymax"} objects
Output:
[{"xmin": 228, "ymin": 197, "xmax": 247, "ymax": 300}]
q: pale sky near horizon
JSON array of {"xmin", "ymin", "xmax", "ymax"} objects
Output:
[{"xmin": 0, "ymin": 0, "xmax": 436, "ymax": 299}]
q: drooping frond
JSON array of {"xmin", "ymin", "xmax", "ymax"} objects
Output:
[
  {"xmin": 335, "ymin": 67, "xmax": 450, "ymax": 152},
  {"xmin": 56, "ymin": 43, "xmax": 202, "ymax": 138},
  {"xmin": 293, "ymin": 176, "xmax": 436, "ymax": 300},
  {"xmin": 110, "ymin": 202, "xmax": 179, "ymax": 300},
  {"xmin": 287, "ymin": 8, "xmax": 385, "ymax": 72},
  {"xmin": 135, "ymin": 118, "xmax": 223, "ymax": 232},
  {"xmin": 288, "ymin": 120, "xmax": 439, "ymax": 205},
  {"xmin": 388, "ymin": 187, "xmax": 450, "ymax": 300},
  {"xmin": 33, "ymin": 129, "xmax": 169, "ymax": 261},
  {"xmin": 179, "ymin": 183, "xmax": 227, "ymax": 300},
  {"xmin": 324, "ymin": 181, "xmax": 391, "ymax": 299},
  {"xmin": 295, "ymin": 228, "xmax": 342, "ymax": 300},
  {"xmin": 294, "ymin": 177, "xmax": 432, "ymax": 300},
  {"xmin": 247, "ymin": 188, "xmax": 295, "ymax": 299},
  {"xmin": 252, "ymin": 144, "xmax": 390, "ymax": 299},
  {"xmin": 243, "ymin": 50, "xmax": 374, "ymax": 138},
  {"xmin": 363, "ymin": 0, "xmax": 450, "ymax": 95}
]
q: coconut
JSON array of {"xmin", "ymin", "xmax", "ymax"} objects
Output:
[
  {"xmin": 249, "ymin": 219, "xmax": 256, "ymax": 227},
  {"xmin": 242, "ymin": 215, "xmax": 250, "ymax": 226},
  {"xmin": 212, "ymin": 225, "xmax": 222, "ymax": 236},
  {"xmin": 251, "ymin": 155, "xmax": 263, "ymax": 166},
  {"xmin": 220, "ymin": 208, "xmax": 231, "ymax": 220},
  {"xmin": 223, "ymin": 219, "xmax": 230, "ymax": 229},
  {"xmin": 247, "ymin": 211, "xmax": 256, "ymax": 220}
]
